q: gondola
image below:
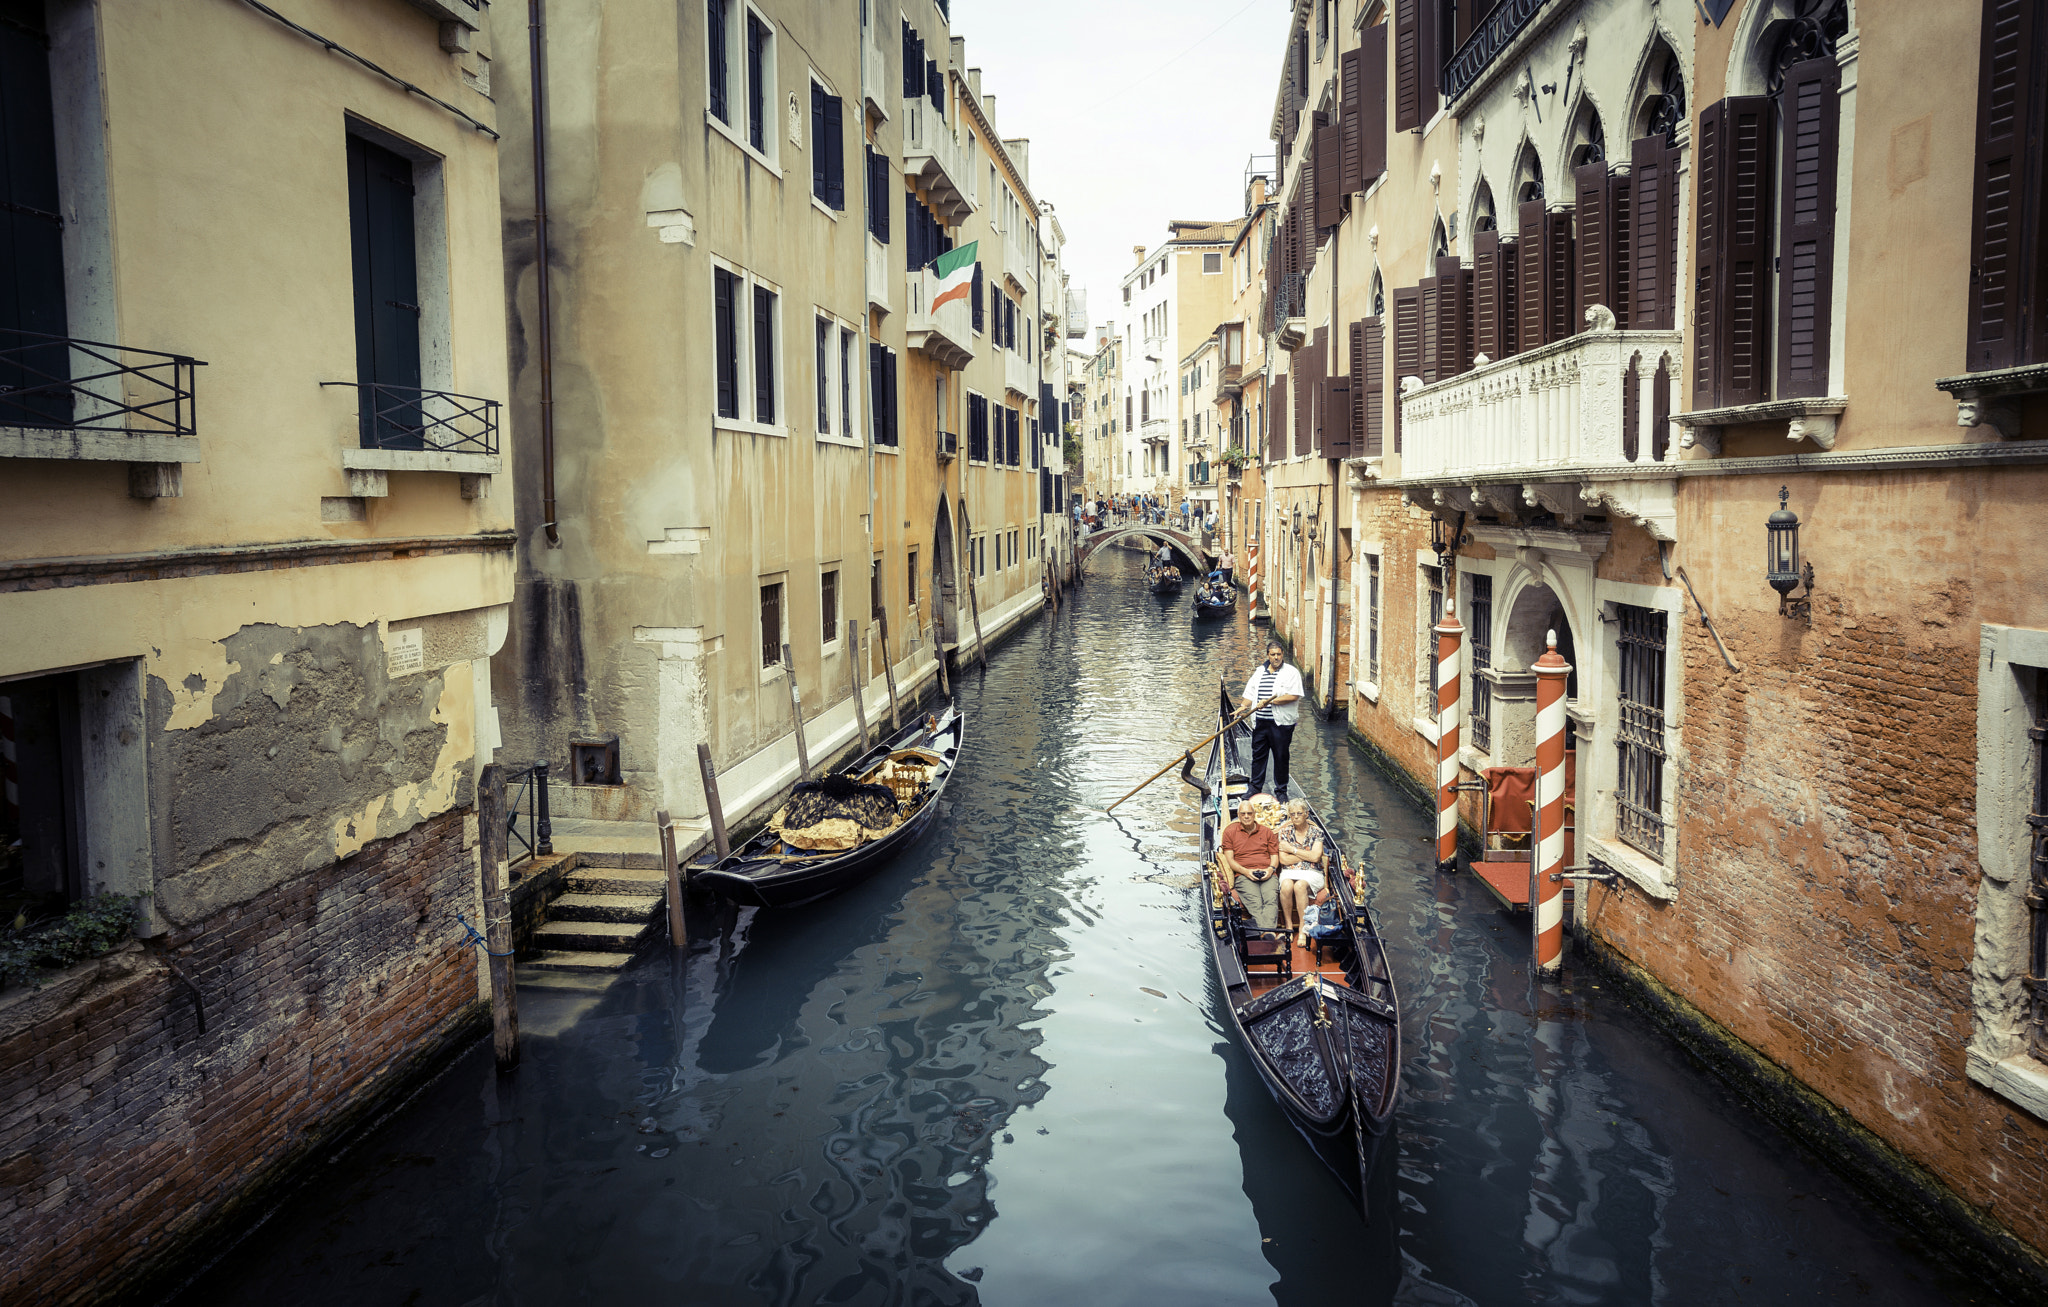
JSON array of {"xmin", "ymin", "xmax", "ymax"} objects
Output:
[
  {"xmin": 1147, "ymin": 563, "xmax": 1185, "ymax": 594},
  {"xmin": 1185, "ymin": 682, "xmax": 1401, "ymax": 1216},
  {"xmin": 694, "ymin": 705, "xmax": 963, "ymax": 909},
  {"xmin": 1190, "ymin": 574, "xmax": 1236, "ymax": 620}
]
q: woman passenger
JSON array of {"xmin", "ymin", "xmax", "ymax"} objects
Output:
[{"xmin": 1276, "ymin": 799, "xmax": 1326, "ymax": 947}]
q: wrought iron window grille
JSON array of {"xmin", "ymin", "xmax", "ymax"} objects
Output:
[
  {"xmin": 322, "ymin": 381, "xmax": 501, "ymax": 454},
  {"xmin": 0, "ymin": 330, "xmax": 205, "ymax": 435},
  {"xmin": 1616, "ymin": 604, "xmax": 1669, "ymax": 859},
  {"xmin": 1470, "ymin": 574, "xmax": 1494, "ymax": 752},
  {"xmin": 2028, "ymin": 669, "xmax": 2048, "ymax": 1061}
]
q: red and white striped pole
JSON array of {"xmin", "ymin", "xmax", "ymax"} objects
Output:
[
  {"xmin": 1246, "ymin": 542, "xmax": 1263, "ymax": 612},
  {"xmin": 1533, "ymin": 630, "xmax": 1572, "ymax": 975},
  {"xmin": 1434, "ymin": 602, "xmax": 1463, "ymax": 870}
]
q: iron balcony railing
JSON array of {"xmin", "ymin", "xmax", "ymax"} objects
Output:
[
  {"xmin": 0, "ymin": 329, "xmax": 205, "ymax": 435},
  {"xmin": 1443, "ymin": 0, "xmax": 1552, "ymax": 104},
  {"xmin": 1267, "ymin": 271, "xmax": 1308, "ymax": 334},
  {"xmin": 323, "ymin": 381, "xmax": 501, "ymax": 454}
]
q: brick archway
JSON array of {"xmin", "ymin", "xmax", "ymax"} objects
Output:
[{"xmin": 1076, "ymin": 525, "xmax": 1210, "ymax": 575}]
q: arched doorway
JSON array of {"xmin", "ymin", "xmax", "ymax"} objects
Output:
[
  {"xmin": 933, "ymin": 497, "xmax": 959, "ymax": 646},
  {"xmin": 1486, "ymin": 579, "xmax": 1580, "ymax": 871}
]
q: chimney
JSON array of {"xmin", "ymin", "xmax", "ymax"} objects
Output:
[
  {"xmin": 1248, "ymin": 175, "xmax": 1267, "ymax": 210},
  {"xmin": 1004, "ymin": 138, "xmax": 1030, "ymax": 187},
  {"xmin": 968, "ymin": 66, "xmax": 981, "ymax": 99},
  {"xmin": 1133, "ymin": 245, "xmax": 1147, "ymax": 267},
  {"xmin": 982, "ymin": 93, "xmax": 997, "ymax": 128},
  {"xmin": 952, "ymin": 37, "xmax": 966, "ymax": 76}
]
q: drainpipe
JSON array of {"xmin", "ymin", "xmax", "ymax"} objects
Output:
[
  {"xmin": 529, "ymin": 0, "xmax": 559, "ymax": 546},
  {"xmin": 1325, "ymin": 208, "xmax": 1342, "ymax": 716}
]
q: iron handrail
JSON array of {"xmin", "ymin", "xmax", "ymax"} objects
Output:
[
  {"xmin": 0, "ymin": 329, "xmax": 205, "ymax": 435},
  {"xmin": 504, "ymin": 760, "xmax": 553, "ymax": 866},
  {"xmin": 322, "ymin": 381, "xmax": 502, "ymax": 454}
]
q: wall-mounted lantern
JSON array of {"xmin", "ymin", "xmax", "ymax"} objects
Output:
[
  {"xmin": 1766, "ymin": 486, "xmax": 1815, "ymax": 618},
  {"xmin": 1291, "ymin": 503, "xmax": 1304, "ymax": 541}
]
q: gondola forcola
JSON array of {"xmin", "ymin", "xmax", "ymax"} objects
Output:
[
  {"xmin": 1188, "ymin": 681, "xmax": 1403, "ymax": 1216},
  {"xmin": 693, "ymin": 706, "xmax": 963, "ymax": 909}
]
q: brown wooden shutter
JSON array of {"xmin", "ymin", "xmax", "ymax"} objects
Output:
[
  {"xmin": 1609, "ymin": 170, "xmax": 1631, "ymax": 330},
  {"xmin": 1652, "ymin": 353, "xmax": 1672, "ymax": 460},
  {"xmin": 1417, "ymin": 0, "xmax": 1438, "ymax": 123},
  {"xmin": 1544, "ymin": 206, "xmax": 1575, "ymax": 344},
  {"xmin": 1777, "ymin": 57, "xmax": 1840, "ymax": 398},
  {"xmin": 1315, "ymin": 119, "xmax": 1344, "ymax": 229},
  {"xmin": 1574, "ymin": 162, "xmax": 1612, "ymax": 328},
  {"xmin": 1719, "ymin": 97, "xmax": 1774, "ymax": 406},
  {"xmin": 1358, "ymin": 315, "xmax": 1385, "ymax": 456},
  {"xmin": 1269, "ymin": 378, "xmax": 1289, "ymax": 463},
  {"xmin": 1436, "ymin": 255, "xmax": 1471, "ymax": 376},
  {"xmin": 1967, "ymin": 0, "xmax": 2048, "ymax": 370},
  {"xmin": 1474, "ymin": 230, "xmax": 1503, "ymax": 361},
  {"xmin": 1348, "ymin": 317, "xmax": 1366, "ymax": 451},
  {"xmin": 1497, "ymin": 235, "xmax": 1519, "ymax": 357},
  {"xmin": 1340, "ymin": 48, "xmax": 1365, "ymax": 198},
  {"xmin": 1419, "ymin": 274, "xmax": 1440, "ymax": 383},
  {"xmin": 1293, "ymin": 351, "xmax": 1308, "ymax": 456},
  {"xmin": 1692, "ymin": 106, "xmax": 1724, "ymax": 404},
  {"xmin": 1393, "ymin": 0, "xmax": 1422, "ymax": 131},
  {"xmin": 1392, "ymin": 285, "xmax": 1422, "ymax": 452},
  {"xmin": 1623, "ymin": 352, "xmax": 1641, "ymax": 461},
  {"xmin": 1629, "ymin": 136, "xmax": 1681, "ymax": 331},
  {"xmin": 1517, "ymin": 199, "xmax": 1546, "ymax": 353},
  {"xmin": 1361, "ymin": 23, "xmax": 1389, "ymax": 186},
  {"xmin": 1324, "ymin": 320, "xmax": 1352, "ymax": 457}
]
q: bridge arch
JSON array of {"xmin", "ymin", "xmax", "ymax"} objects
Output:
[{"xmin": 1076, "ymin": 525, "xmax": 1209, "ymax": 576}]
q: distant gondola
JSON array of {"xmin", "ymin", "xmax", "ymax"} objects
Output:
[
  {"xmin": 1147, "ymin": 563, "xmax": 1185, "ymax": 594},
  {"xmin": 1186, "ymin": 682, "xmax": 1402, "ymax": 1215},
  {"xmin": 694, "ymin": 706, "xmax": 963, "ymax": 909},
  {"xmin": 1191, "ymin": 573, "xmax": 1236, "ymax": 620}
]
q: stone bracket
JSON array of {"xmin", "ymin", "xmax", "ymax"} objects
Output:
[
  {"xmin": 1936, "ymin": 363, "xmax": 2048, "ymax": 440},
  {"xmin": 1673, "ymin": 396, "xmax": 1848, "ymax": 454},
  {"xmin": 127, "ymin": 463, "xmax": 183, "ymax": 499}
]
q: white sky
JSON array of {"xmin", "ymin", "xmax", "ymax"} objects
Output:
[{"xmin": 952, "ymin": 0, "xmax": 1294, "ymax": 337}]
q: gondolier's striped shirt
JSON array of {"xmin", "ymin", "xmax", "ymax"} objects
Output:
[{"xmin": 1244, "ymin": 662, "xmax": 1305, "ymax": 727}]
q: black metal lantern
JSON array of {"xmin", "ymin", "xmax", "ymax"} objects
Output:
[{"xmin": 1765, "ymin": 486, "xmax": 1801, "ymax": 596}]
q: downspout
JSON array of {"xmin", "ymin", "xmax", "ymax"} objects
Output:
[
  {"xmin": 529, "ymin": 0, "xmax": 559, "ymax": 546},
  {"xmin": 1324, "ymin": 199, "xmax": 1342, "ymax": 717}
]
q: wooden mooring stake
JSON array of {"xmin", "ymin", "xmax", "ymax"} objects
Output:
[
  {"xmin": 847, "ymin": 619, "xmax": 871, "ymax": 752},
  {"xmin": 656, "ymin": 807, "xmax": 684, "ymax": 947},
  {"xmin": 932, "ymin": 622, "xmax": 950, "ymax": 699},
  {"xmin": 477, "ymin": 763, "xmax": 519, "ymax": 1070},
  {"xmin": 781, "ymin": 643, "xmax": 810, "ymax": 782},
  {"xmin": 695, "ymin": 742, "xmax": 730, "ymax": 858},
  {"xmin": 967, "ymin": 576, "xmax": 988, "ymax": 668},
  {"xmin": 877, "ymin": 609, "xmax": 902, "ymax": 732}
]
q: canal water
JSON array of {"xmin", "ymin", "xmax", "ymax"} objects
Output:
[{"xmin": 176, "ymin": 548, "xmax": 1984, "ymax": 1306}]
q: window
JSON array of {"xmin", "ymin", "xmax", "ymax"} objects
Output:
[
  {"xmin": 840, "ymin": 327, "xmax": 856, "ymax": 436},
  {"xmin": 907, "ymin": 549, "xmax": 920, "ymax": 608},
  {"xmin": 810, "ymin": 80, "xmax": 844, "ymax": 209},
  {"xmin": 745, "ymin": 12, "xmax": 772, "ymax": 153},
  {"xmin": 1469, "ymin": 574, "xmax": 1494, "ymax": 752},
  {"xmin": 1366, "ymin": 555, "xmax": 1381, "ymax": 688},
  {"xmin": 345, "ymin": 133, "xmax": 426, "ymax": 449},
  {"xmin": 1970, "ymin": 630, "xmax": 2048, "ymax": 1112},
  {"xmin": 1203, "ymin": 252, "xmax": 1222, "ymax": 274},
  {"xmin": 868, "ymin": 342, "xmax": 899, "ymax": 445},
  {"xmin": 1420, "ymin": 564, "xmax": 1443, "ymax": 706},
  {"xmin": 1966, "ymin": 0, "xmax": 2048, "ymax": 371},
  {"xmin": 815, "ymin": 316, "xmax": 832, "ymax": 431},
  {"xmin": 1615, "ymin": 604, "xmax": 1668, "ymax": 858},
  {"xmin": 707, "ymin": 0, "xmax": 731, "ymax": 124},
  {"xmin": 865, "ymin": 146, "xmax": 891, "ymax": 241},
  {"xmin": 752, "ymin": 285, "xmax": 777, "ymax": 422},
  {"xmin": 821, "ymin": 569, "xmax": 839, "ymax": 643},
  {"xmin": 760, "ymin": 580, "xmax": 786, "ymax": 667},
  {"xmin": 967, "ymin": 392, "xmax": 989, "ymax": 461},
  {"xmin": 714, "ymin": 268, "xmax": 741, "ymax": 419}
]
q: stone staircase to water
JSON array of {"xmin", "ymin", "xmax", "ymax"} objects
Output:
[{"xmin": 512, "ymin": 852, "xmax": 669, "ymax": 975}]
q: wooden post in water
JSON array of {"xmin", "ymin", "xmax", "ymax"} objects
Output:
[
  {"xmin": 967, "ymin": 576, "xmax": 988, "ymax": 668},
  {"xmin": 476, "ymin": 763, "xmax": 519, "ymax": 1070},
  {"xmin": 656, "ymin": 807, "xmax": 684, "ymax": 947},
  {"xmin": 846, "ymin": 620, "xmax": 871, "ymax": 752},
  {"xmin": 932, "ymin": 622, "xmax": 950, "ymax": 699},
  {"xmin": 695, "ymin": 743, "xmax": 730, "ymax": 858},
  {"xmin": 877, "ymin": 609, "xmax": 902, "ymax": 733},
  {"xmin": 781, "ymin": 643, "xmax": 810, "ymax": 782}
]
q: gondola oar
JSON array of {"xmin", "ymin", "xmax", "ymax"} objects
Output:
[{"xmin": 1103, "ymin": 695, "xmax": 1277, "ymax": 814}]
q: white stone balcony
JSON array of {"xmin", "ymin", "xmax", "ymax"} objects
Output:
[
  {"xmin": 863, "ymin": 36, "xmax": 889, "ymax": 122},
  {"xmin": 1396, "ymin": 323, "xmax": 1685, "ymax": 541},
  {"xmin": 1140, "ymin": 418, "xmax": 1171, "ymax": 445},
  {"xmin": 902, "ymin": 100, "xmax": 972, "ymax": 224},
  {"xmin": 1004, "ymin": 347, "xmax": 1034, "ymax": 400},
  {"xmin": 905, "ymin": 272, "xmax": 974, "ymax": 370},
  {"xmin": 866, "ymin": 236, "xmax": 891, "ymax": 316}
]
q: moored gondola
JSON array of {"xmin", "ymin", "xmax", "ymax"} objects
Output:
[
  {"xmin": 1187, "ymin": 682, "xmax": 1401, "ymax": 1215},
  {"xmin": 694, "ymin": 705, "xmax": 963, "ymax": 909}
]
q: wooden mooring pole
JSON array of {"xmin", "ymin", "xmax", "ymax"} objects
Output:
[
  {"xmin": 656, "ymin": 807, "xmax": 684, "ymax": 947},
  {"xmin": 781, "ymin": 643, "xmax": 810, "ymax": 782},
  {"xmin": 695, "ymin": 742, "xmax": 730, "ymax": 858},
  {"xmin": 847, "ymin": 620, "xmax": 871, "ymax": 752},
  {"xmin": 477, "ymin": 763, "xmax": 519, "ymax": 1070},
  {"xmin": 967, "ymin": 576, "xmax": 988, "ymax": 668},
  {"xmin": 877, "ymin": 609, "xmax": 902, "ymax": 733},
  {"xmin": 932, "ymin": 622, "xmax": 950, "ymax": 699}
]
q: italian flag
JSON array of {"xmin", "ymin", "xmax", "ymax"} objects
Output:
[{"xmin": 929, "ymin": 241, "xmax": 978, "ymax": 311}]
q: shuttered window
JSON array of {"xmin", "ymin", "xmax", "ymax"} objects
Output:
[
  {"xmin": 1777, "ymin": 58, "xmax": 1840, "ymax": 398},
  {"xmin": 346, "ymin": 134, "xmax": 424, "ymax": 448},
  {"xmin": 1629, "ymin": 135, "xmax": 1680, "ymax": 330},
  {"xmin": 971, "ymin": 263, "xmax": 985, "ymax": 333},
  {"xmin": 746, "ymin": 13, "xmax": 769, "ymax": 152},
  {"xmin": 1391, "ymin": 284, "xmax": 1422, "ymax": 452},
  {"xmin": 901, "ymin": 21, "xmax": 924, "ymax": 97},
  {"xmin": 866, "ymin": 147, "xmax": 891, "ymax": 242},
  {"xmin": 1517, "ymin": 199, "xmax": 1548, "ymax": 353},
  {"xmin": 1419, "ymin": 274, "xmax": 1440, "ymax": 383},
  {"xmin": 714, "ymin": 269, "xmax": 740, "ymax": 418},
  {"xmin": 811, "ymin": 85, "xmax": 844, "ymax": 210},
  {"xmin": 707, "ymin": 0, "xmax": 730, "ymax": 124},
  {"xmin": 1436, "ymin": 255, "xmax": 1471, "ymax": 378},
  {"xmin": 1314, "ymin": 119, "xmax": 1343, "ymax": 229},
  {"xmin": 752, "ymin": 285, "xmax": 777, "ymax": 423},
  {"xmin": 1574, "ymin": 162, "xmax": 1613, "ymax": 326},
  {"xmin": 1393, "ymin": 0, "xmax": 1428, "ymax": 131},
  {"xmin": 1967, "ymin": 0, "xmax": 2048, "ymax": 370},
  {"xmin": 1344, "ymin": 25, "xmax": 1390, "ymax": 196},
  {"xmin": 870, "ymin": 343, "xmax": 899, "ymax": 446},
  {"xmin": 1355, "ymin": 315, "xmax": 1385, "ymax": 457},
  {"xmin": 1269, "ymin": 377, "xmax": 1289, "ymax": 463},
  {"xmin": 1694, "ymin": 97, "xmax": 1774, "ymax": 408},
  {"xmin": 1473, "ymin": 230, "xmax": 1516, "ymax": 361}
]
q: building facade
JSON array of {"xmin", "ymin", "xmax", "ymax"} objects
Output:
[
  {"xmin": 0, "ymin": 1, "xmax": 512, "ymax": 1299},
  {"xmin": 1116, "ymin": 222, "xmax": 1236, "ymax": 500}
]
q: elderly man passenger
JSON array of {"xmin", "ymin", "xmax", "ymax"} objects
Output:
[{"xmin": 1217, "ymin": 799, "xmax": 1282, "ymax": 930}]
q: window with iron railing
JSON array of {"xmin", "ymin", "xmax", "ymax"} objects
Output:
[
  {"xmin": 2029, "ymin": 667, "xmax": 2048, "ymax": 1063},
  {"xmin": 1421, "ymin": 565, "xmax": 1443, "ymax": 702},
  {"xmin": 1616, "ymin": 604, "xmax": 1669, "ymax": 859},
  {"xmin": 1366, "ymin": 556, "xmax": 1381, "ymax": 687},
  {"xmin": 1469, "ymin": 574, "xmax": 1494, "ymax": 752}
]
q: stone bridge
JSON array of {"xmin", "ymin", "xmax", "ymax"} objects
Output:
[{"xmin": 1076, "ymin": 524, "xmax": 1211, "ymax": 575}]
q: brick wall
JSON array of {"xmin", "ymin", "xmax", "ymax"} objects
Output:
[
  {"xmin": 1586, "ymin": 595, "xmax": 2048, "ymax": 1257},
  {"xmin": 1347, "ymin": 490, "xmax": 1439, "ymax": 788},
  {"xmin": 0, "ymin": 806, "xmax": 485, "ymax": 1304}
]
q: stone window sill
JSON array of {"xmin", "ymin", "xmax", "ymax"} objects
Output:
[
  {"xmin": 1673, "ymin": 396, "xmax": 1848, "ymax": 455},
  {"xmin": 1935, "ymin": 363, "xmax": 2048, "ymax": 441},
  {"xmin": 1411, "ymin": 714, "xmax": 1440, "ymax": 746},
  {"xmin": 341, "ymin": 447, "xmax": 499, "ymax": 499},
  {"xmin": 1966, "ymin": 1047, "xmax": 2048, "ymax": 1123},
  {"xmin": 3, "ymin": 426, "xmax": 201, "ymax": 498},
  {"xmin": 1356, "ymin": 679, "xmax": 1380, "ymax": 705},
  {"xmin": 1582, "ymin": 833, "xmax": 1677, "ymax": 902}
]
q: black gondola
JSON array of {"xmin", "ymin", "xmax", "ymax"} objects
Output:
[
  {"xmin": 1191, "ymin": 573, "xmax": 1236, "ymax": 620},
  {"xmin": 1187, "ymin": 683, "xmax": 1401, "ymax": 1215},
  {"xmin": 694, "ymin": 705, "xmax": 963, "ymax": 909},
  {"xmin": 1147, "ymin": 563, "xmax": 1185, "ymax": 594}
]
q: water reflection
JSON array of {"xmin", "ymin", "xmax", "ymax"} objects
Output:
[{"xmin": 174, "ymin": 550, "xmax": 1974, "ymax": 1307}]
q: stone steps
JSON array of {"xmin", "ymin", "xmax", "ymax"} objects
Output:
[
  {"xmin": 567, "ymin": 866, "xmax": 668, "ymax": 896},
  {"xmin": 521, "ymin": 949, "xmax": 639, "ymax": 975},
  {"xmin": 548, "ymin": 891, "xmax": 661, "ymax": 923},
  {"xmin": 533, "ymin": 918, "xmax": 648, "ymax": 953},
  {"xmin": 516, "ymin": 858, "xmax": 668, "ymax": 982}
]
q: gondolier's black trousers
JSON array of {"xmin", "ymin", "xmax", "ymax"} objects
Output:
[{"xmin": 1249, "ymin": 718, "xmax": 1295, "ymax": 797}]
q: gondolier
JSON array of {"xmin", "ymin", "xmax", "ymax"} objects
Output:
[{"xmin": 1240, "ymin": 642, "xmax": 1304, "ymax": 799}]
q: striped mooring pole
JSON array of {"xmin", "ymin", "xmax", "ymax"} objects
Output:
[
  {"xmin": 1434, "ymin": 602, "xmax": 1464, "ymax": 871},
  {"xmin": 1533, "ymin": 629, "xmax": 1572, "ymax": 975},
  {"xmin": 1245, "ymin": 542, "xmax": 1263, "ymax": 613}
]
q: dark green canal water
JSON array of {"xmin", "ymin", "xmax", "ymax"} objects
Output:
[{"xmin": 174, "ymin": 548, "xmax": 1984, "ymax": 1306}]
